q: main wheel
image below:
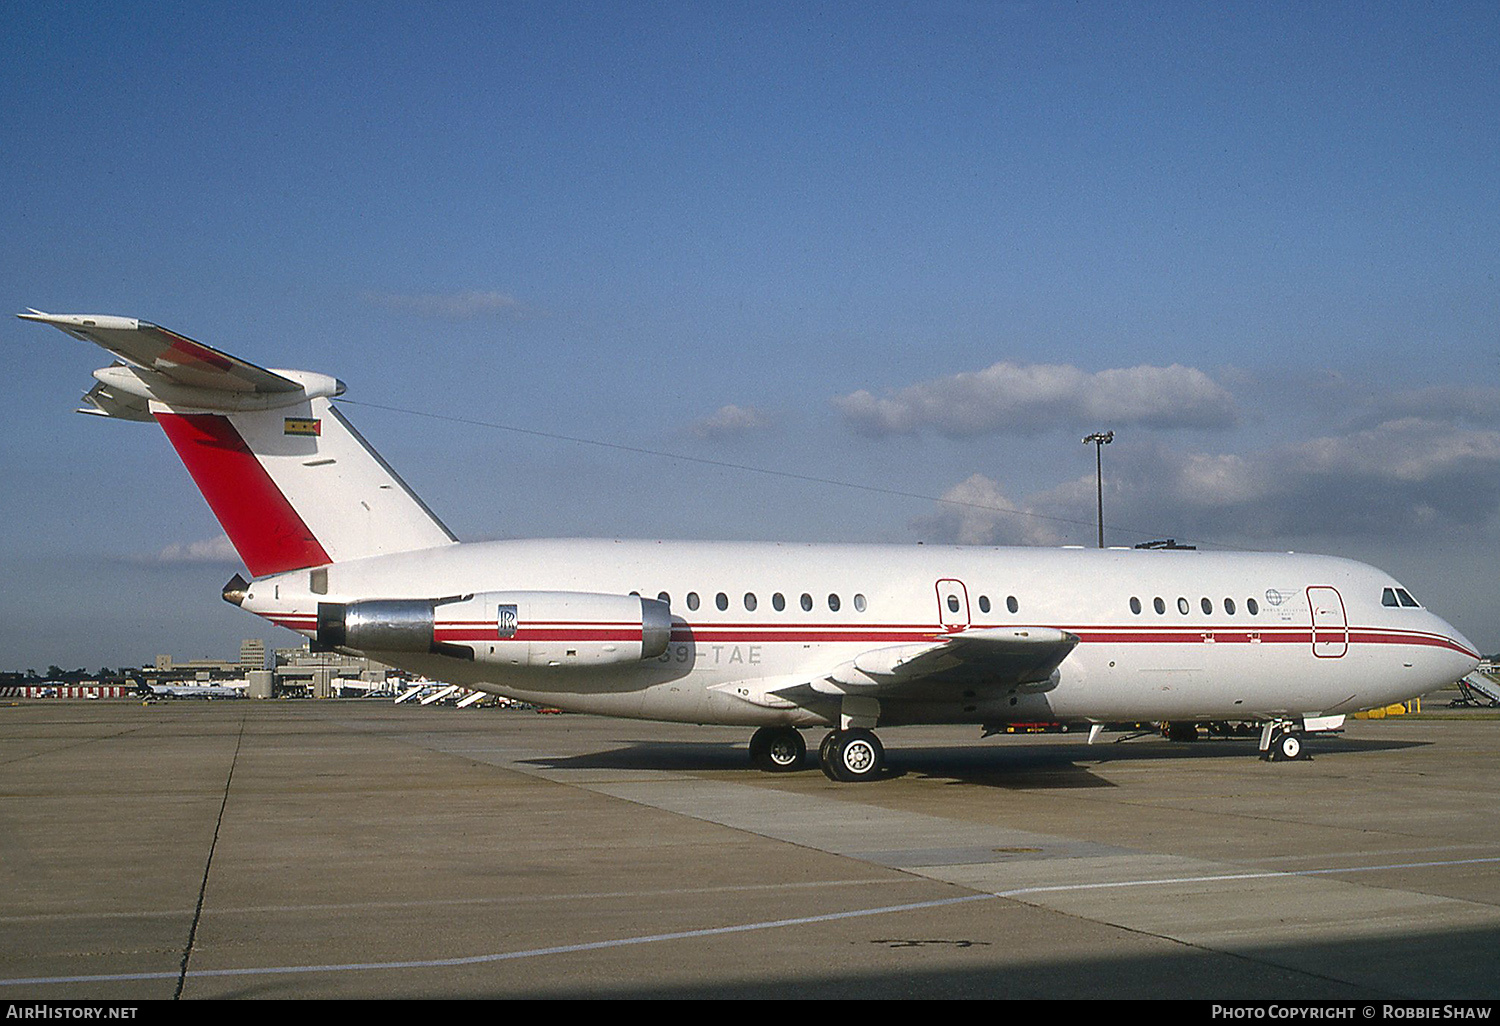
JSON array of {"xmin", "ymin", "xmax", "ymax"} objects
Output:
[
  {"xmin": 825, "ymin": 729, "xmax": 885, "ymax": 782},
  {"xmin": 818, "ymin": 731, "xmax": 839, "ymax": 779},
  {"xmin": 749, "ymin": 726, "xmax": 806, "ymax": 772}
]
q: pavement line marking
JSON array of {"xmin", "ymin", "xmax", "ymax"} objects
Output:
[
  {"xmin": 5, "ymin": 854, "xmax": 1498, "ymax": 988},
  {"xmin": 0, "ymin": 878, "xmax": 908, "ymax": 924},
  {"xmin": 175, "ymin": 712, "xmax": 244, "ymax": 1000},
  {"xmin": 0, "ymin": 894, "xmax": 995, "ymax": 986},
  {"xmin": 989, "ymin": 856, "xmax": 1500, "ymax": 898},
  {"xmin": 1237, "ymin": 842, "xmax": 1500, "ymax": 866}
]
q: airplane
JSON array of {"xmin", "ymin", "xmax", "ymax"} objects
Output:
[
  {"xmin": 22, "ymin": 310, "xmax": 1482, "ymax": 780},
  {"xmin": 139, "ymin": 680, "xmax": 248, "ymax": 700}
]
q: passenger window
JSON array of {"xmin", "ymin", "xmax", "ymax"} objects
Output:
[
  {"xmin": 1224, "ymin": 598, "xmax": 1236, "ymax": 615},
  {"xmin": 687, "ymin": 592, "xmax": 700, "ymax": 611},
  {"xmin": 1201, "ymin": 597, "xmax": 1212, "ymax": 615},
  {"xmin": 854, "ymin": 594, "xmax": 867, "ymax": 612},
  {"xmin": 1130, "ymin": 597, "xmax": 1142, "ymax": 615},
  {"xmin": 1153, "ymin": 597, "xmax": 1165, "ymax": 614},
  {"xmin": 715, "ymin": 592, "xmax": 728, "ymax": 611},
  {"xmin": 801, "ymin": 593, "xmax": 813, "ymax": 612},
  {"xmin": 657, "ymin": 592, "xmax": 670, "ymax": 607},
  {"xmin": 978, "ymin": 595, "xmax": 991, "ymax": 613},
  {"xmin": 828, "ymin": 594, "xmax": 841, "ymax": 612},
  {"xmin": 744, "ymin": 592, "xmax": 757, "ymax": 612},
  {"xmin": 773, "ymin": 592, "xmax": 786, "ymax": 611},
  {"xmin": 1396, "ymin": 588, "xmax": 1419, "ymax": 608},
  {"xmin": 947, "ymin": 595, "xmax": 960, "ymax": 613},
  {"xmin": 1007, "ymin": 596, "xmax": 1018, "ymax": 613},
  {"xmin": 1246, "ymin": 598, "xmax": 1259, "ymax": 615}
]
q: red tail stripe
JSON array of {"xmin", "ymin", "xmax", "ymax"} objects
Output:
[{"xmin": 156, "ymin": 413, "xmax": 331, "ymax": 577}]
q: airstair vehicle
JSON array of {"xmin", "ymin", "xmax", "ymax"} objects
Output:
[
  {"xmin": 1452, "ymin": 672, "xmax": 1500, "ymax": 708},
  {"xmin": 393, "ymin": 683, "xmax": 426, "ymax": 705},
  {"xmin": 419, "ymin": 684, "xmax": 462, "ymax": 706}
]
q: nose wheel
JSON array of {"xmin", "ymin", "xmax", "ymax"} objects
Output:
[
  {"xmin": 1259, "ymin": 723, "xmax": 1308, "ymax": 762},
  {"xmin": 819, "ymin": 729, "xmax": 886, "ymax": 782},
  {"xmin": 1269, "ymin": 730, "xmax": 1305, "ymax": 761}
]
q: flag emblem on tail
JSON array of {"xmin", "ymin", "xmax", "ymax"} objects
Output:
[{"xmin": 284, "ymin": 418, "xmax": 321, "ymax": 436}]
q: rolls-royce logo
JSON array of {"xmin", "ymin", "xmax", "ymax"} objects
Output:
[{"xmin": 497, "ymin": 604, "xmax": 518, "ymax": 638}]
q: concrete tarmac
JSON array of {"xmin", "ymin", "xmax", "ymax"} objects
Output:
[{"xmin": 1, "ymin": 698, "xmax": 1498, "ymax": 999}]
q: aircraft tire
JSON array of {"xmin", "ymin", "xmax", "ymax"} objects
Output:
[
  {"xmin": 825, "ymin": 729, "xmax": 885, "ymax": 782},
  {"xmin": 819, "ymin": 732, "xmax": 840, "ymax": 780},
  {"xmin": 1273, "ymin": 731, "xmax": 1305, "ymax": 762},
  {"xmin": 750, "ymin": 726, "xmax": 805, "ymax": 772}
]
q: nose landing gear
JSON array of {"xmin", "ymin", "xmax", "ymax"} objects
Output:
[{"xmin": 1259, "ymin": 720, "xmax": 1308, "ymax": 761}]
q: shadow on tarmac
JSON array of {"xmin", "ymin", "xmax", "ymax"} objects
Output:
[{"xmin": 518, "ymin": 734, "xmax": 1427, "ymax": 789}]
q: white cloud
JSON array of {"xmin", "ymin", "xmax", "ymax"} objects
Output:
[
  {"xmin": 1141, "ymin": 420, "xmax": 1500, "ymax": 539},
  {"xmin": 910, "ymin": 474, "xmax": 1068, "ymax": 547},
  {"xmin": 1363, "ymin": 385, "xmax": 1500, "ymax": 428},
  {"xmin": 153, "ymin": 535, "xmax": 240, "ymax": 563},
  {"xmin": 833, "ymin": 361, "xmax": 1237, "ymax": 438},
  {"xmin": 365, "ymin": 290, "xmax": 528, "ymax": 320},
  {"xmin": 688, "ymin": 404, "xmax": 779, "ymax": 441},
  {"xmin": 917, "ymin": 417, "xmax": 1500, "ymax": 547}
]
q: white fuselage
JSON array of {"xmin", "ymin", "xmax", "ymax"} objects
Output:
[{"xmin": 240, "ymin": 540, "xmax": 1479, "ymax": 729}]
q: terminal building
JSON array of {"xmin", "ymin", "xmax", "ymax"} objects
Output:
[{"xmin": 4, "ymin": 640, "xmax": 411, "ymax": 700}]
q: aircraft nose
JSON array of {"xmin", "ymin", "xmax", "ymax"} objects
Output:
[{"xmin": 1433, "ymin": 615, "xmax": 1481, "ymax": 673}]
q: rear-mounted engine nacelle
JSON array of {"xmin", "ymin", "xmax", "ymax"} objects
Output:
[
  {"xmin": 317, "ymin": 591, "xmax": 672, "ymax": 666},
  {"xmin": 318, "ymin": 598, "xmax": 444, "ymax": 654}
]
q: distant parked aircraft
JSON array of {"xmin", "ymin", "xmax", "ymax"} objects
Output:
[{"xmin": 139, "ymin": 681, "xmax": 247, "ymax": 699}]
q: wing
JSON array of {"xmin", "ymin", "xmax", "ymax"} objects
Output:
[
  {"xmin": 712, "ymin": 627, "xmax": 1079, "ymax": 712},
  {"xmin": 19, "ymin": 310, "xmax": 302, "ymax": 395},
  {"xmin": 826, "ymin": 626, "xmax": 1080, "ymax": 693}
]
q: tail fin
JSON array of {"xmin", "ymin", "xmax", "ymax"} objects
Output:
[{"xmin": 23, "ymin": 311, "xmax": 457, "ymax": 576}]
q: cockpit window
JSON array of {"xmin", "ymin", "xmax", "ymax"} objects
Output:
[
  {"xmin": 1382, "ymin": 588, "xmax": 1399, "ymax": 607},
  {"xmin": 1384, "ymin": 586, "xmax": 1421, "ymax": 608},
  {"xmin": 1395, "ymin": 588, "xmax": 1420, "ymax": 608}
]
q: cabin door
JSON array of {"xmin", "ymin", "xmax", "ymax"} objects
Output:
[
  {"xmin": 1308, "ymin": 586, "xmax": 1348, "ymax": 658},
  {"xmin": 936, "ymin": 579, "xmax": 971, "ymax": 632}
]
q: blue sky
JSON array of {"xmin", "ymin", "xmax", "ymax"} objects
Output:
[{"xmin": 3, "ymin": 1, "xmax": 1497, "ymax": 668}]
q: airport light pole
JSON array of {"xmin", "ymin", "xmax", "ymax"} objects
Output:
[{"xmin": 1082, "ymin": 431, "xmax": 1114, "ymax": 548}]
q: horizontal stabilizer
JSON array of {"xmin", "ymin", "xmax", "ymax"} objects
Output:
[
  {"xmin": 20, "ymin": 310, "xmax": 343, "ymax": 415},
  {"xmin": 78, "ymin": 375, "xmax": 154, "ymax": 422}
]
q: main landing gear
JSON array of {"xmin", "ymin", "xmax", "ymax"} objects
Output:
[
  {"xmin": 819, "ymin": 728, "xmax": 886, "ymax": 782},
  {"xmin": 748, "ymin": 726, "xmax": 806, "ymax": 772},
  {"xmin": 746, "ymin": 725, "xmax": 888, "ymax": 781}
]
